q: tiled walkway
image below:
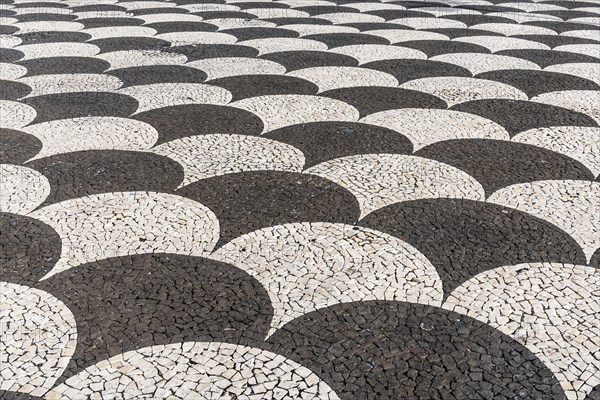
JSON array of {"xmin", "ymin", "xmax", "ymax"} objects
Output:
[{"xmin": 0, "ymin": 0, "xmax": 599, "ymax": 398}]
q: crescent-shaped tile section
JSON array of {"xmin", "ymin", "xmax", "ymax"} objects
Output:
[
  {"xmin": 22, "ymin": 92, "xmax": 139, "ymax": 124},
  {"xmin": 451, "ymin": 99, "xmax": 599, "ymax": 135},
  {"xmin": 23, "ymin": 117, "xmax": 158, "ymax": 160},
  {"xmin": 177, "ymin": 171, "xmax": 360, "ymax": 246},
  {"xmin": 210, "ymin": 222, "xmax": 443, "ymax": 335},
  {"xmin": 0, "ymin": 128, "xmax": 42, "ymax": 164},
  {"xmin": 14, "ymin": 42, "xmax": 99, "ymax": 61},
  {"xmin": 47, "ymin": 342, "xmax": 341, "ymax": 399},
  {"xmin": 444, "ymin": 263, "xmax": 599, "ymax": 399},
  {"xmin": 134, "ymin": 104, "xmax": 264, "ymax": 145},
  {"xmin": 430, "ymin": 52, "xmax": 541, "ymax": 75},
  {"xmin": 401, "ymin": 76, "xmax": 528, "ymax": 106},
  {"xmin": 0, "ymin": 213, "xmax": 61, "ymax": 286},
  {"xmin": 231, "ymin": 94, "xmax": 360, "ymax": 133},
  {"xmin": 359, "ymin": 199, "xmax": 587, "ymax": 296},
  {"xmin": 512, "ymin": 126, "xmax": 600, "ymax": 177},
  {"xmin": 29, "ymin": 192, "xmax": 219, "ymax": 278},
  {"xmin": 265, "ymin": 121, "xmax": 413, "ymax": 167},
  {"xmin": 415, "ymin": 139, "xmax": 595, "ymax": 196},
  {"xmin": 361, "ymin": 108, "xmax": 510, "ymax": 150},
  {"xmin": 37, "ymin": 254, "xmax": 274, "ymax": 380},
  {"xmin": 267, "ymin": 301, "xmax": 565, "ymax": 400},
  {"xmin": 328, "ymin": 44, "xmax": 426, "ymax": 64},
  {"xmin": 0, "ymin": 164, "xmax": 50, "ymax": 214},
  {"xmin": 26, "ymin": 150, "xmax": 185, "ymax": 205},
  {"xmin": 95, "ymin": 49, "xmax": 186, "ymax": 70},
  {"xmin": 0, "ymin": 62, "xmax": 27, "ymax": 80},
  {"xmin": 187, "ymin": 57, "xmax": 286, "ymax": 80},
  {"xmin": 152, "ymin": 134, "xmax": 305, "ymax": 186},
  {"xmin": 532, "ymin": 90, "xmax": 600, "ymax": 124},
  {"xmin": 476, "ymin": 69, "xmax": 600, "ymax": 98},
  {"xmin": 320, "ymin": 86, "xmax": 446, "ymax": 117},
  {"xmin": 286, "ymin": 66, "xmax": 399, "ymax": 92},
  {"xmin": 545, "ymin": 63, "xmax": 600, "ymax": 85},
  {"xmin": 488, "ymin": 180, "xmax": 600, "ymax": 263},
  {"xmin": 0, "ymin": 282, "xmax": 77, "ymax": 396},
  {"xmin": 0, "ymin": 100, "xmax": 36, "ymax": 129},
  {"xmin": 119, "ymin": 83, "xmax": 232, "ymax": 114},
  {"xmin": 306, "ymin": 154, "xmax": 485, "ymax": 218}
]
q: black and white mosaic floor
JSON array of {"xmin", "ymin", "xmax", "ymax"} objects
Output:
[{"xmin": 0, "ymin": 0, "xmax": 599, "ymax": 398}]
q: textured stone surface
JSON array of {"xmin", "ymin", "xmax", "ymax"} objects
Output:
[{"xmin": 1, "ymin": 0, "xmax": 598, "ymax": 398}]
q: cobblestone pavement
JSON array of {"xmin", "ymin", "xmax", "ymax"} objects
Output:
[{"xmin": 1, "ymin": 0, "xmax": 599, "ymax": 398}]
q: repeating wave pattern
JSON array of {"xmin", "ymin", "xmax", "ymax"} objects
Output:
[{"xmin": 1, "ymin": 0, "xmax": 599, "ymax": 399}]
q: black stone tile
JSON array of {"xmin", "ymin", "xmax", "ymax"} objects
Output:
[
  {"xmin": 23, "ymin": 92, "xmax": 139, "ymax": 124},
  {"xmin": 514, "ymin": 34, "xmax": 600, "ymax": 48},
  {"xmin": 38, "ymin": 254, "xmax": 273, "ymax": 380},
  {"xmin": 17, "ymin": 31, "xmax": 91, "ymax": 45},
  {"xmin": 26, "ymin": 150, "xmax": 185, "ymax": 205},
  {"xmin": 0, "ymin": 212, "xmax": 61, "ymax": 286},
  {"xmin": 389, "ymin": 1, "xmax": 451, "ymax": 8},
  {"xmin": 425, "ymin": 27, "xmax": 504, "ymax": 38},
  {"xmin": 209, "ymin": 74, "xmax": 318, "ymax": 101},
  {"xmin": 303, "ymin": 32, "xmax": 390, "ymax": 48},
  {"xmin": 359, "ymin": 199, "xmax": 587, "ymax": 296},
  {"xmin": 130, "ymin": 7, "xmax": 190, "ymax": 15},
  {"xmin": 177, "ymin": 171, "xmax": 361, "ymax": 247},
  {"xmin": 540, "ymin": 10, "xmax": 600, "ymax": 20},
  {"xmin": 496, "ymin": 49, "xmax": 600, "ymax": 68},
  {"xmin": 443, "ymin": 13, "xmax": 516, "ymax": 25},
  {"xmin": 18, "ymin": 57, "xmax": 110, "ymax": 76},
  {"xmin": 15, "ymin": 13, "xmax": 77, "ymax": 22},
  {"xmin": 13, "ymin": 2, "xmax": 66, "ymax": 8},
  {"xmin": 0, "ymin": 129, "xmax": 42, "ymax": 164},
  {"xmin": 542, "ymin": 0, "xmax": 599, "ymax": 8},
  {"xmin": 264, "ymin": 121, "xmax": 413, "ymax": 168},
  {"xmin": 266, "ymin": 301, "xmax": 566, "ymax": 400},
  {"xmin": 192, "ymin": 11, "xmax": 259, "ymax": 19},
  {"xmin": 0, "ymin": 48, "xmax": 24, "ymax": 63},
  {"xmin": 260, "ymin": 50, "xmax": 359, "ymax": 71},
  {"xmin": 451, "ymin": 99, "xmax": 598, "ymax": 135},
  {"xmin": 89, "ymin": 37, "xmax": 171, "ymax": 53},
  {"xmin": 220, "ymin": 27, "xmax": 299, "ymax": 41},
  {"xmin": 234, "ymin": 2, "xmax": 290, "ymax": 9},
  {"xmin": 340, "ymin": 22, "xmax": 413, "ymax": 31},
  {"xmin": 263, "ymin": 17, "xmax": 334, "ymax": 25},
  {"xmin": 76, "ymin": 17, "xmax": 144, "ymax": 29},
  {"xmin": 70, "ymin": 5, "xmax": 126, "ymax": 12},
  {"xmin": 362, "ymin": 59, "xmax": 471, "ymax": 83},
  {"xmin": 476, "ymin": 69, "xmax": 600, "ymax": 97},
  {"xmin": 453, "ymin": 4, "xmax": 521, "ymax": 13},
  {"xmin": 321, "ymin": 86, "xmax": 446, "ymax": 117},
  {"xmin": 365, "ymin": 9, "xmax": 433, "ymax": 20},
  {"xmin": 293, "ymin": 6, "xmax": 359, "ymax": 15},
  {"xmin": 415, "ymin": 139, "xmax": 595, "ymax": 196},
  {"xmin": 135, "ymin": 104, "xmax": 264, "ymax": 145},
  {"xmin": 0, "ymin": 25, "xmax": 18, "ymax": 35},
  {"xmin": 524, "ymin": 21, "xmax": 600, "ymax": 34},
  {"xmin": 173, "ymin": 0, "xmax": 225, "ymax": 4},
  {"xmin": 0, "ymin": 80, "xmax": 31, "ymax": 100},
  {"xmin": 107, "ymin": 65, "xmax": 207, "ymax": 87},
  {"xmin": 145, "ymin": 21, "xmax": 219, "ymax": 34},
  {"xmin": 166, "ymin": 44, "xmax": 259, "ymax": 61},
  {"xmin": 398, "ymin": 39, "xmax": 491, "ymax": 56}
]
